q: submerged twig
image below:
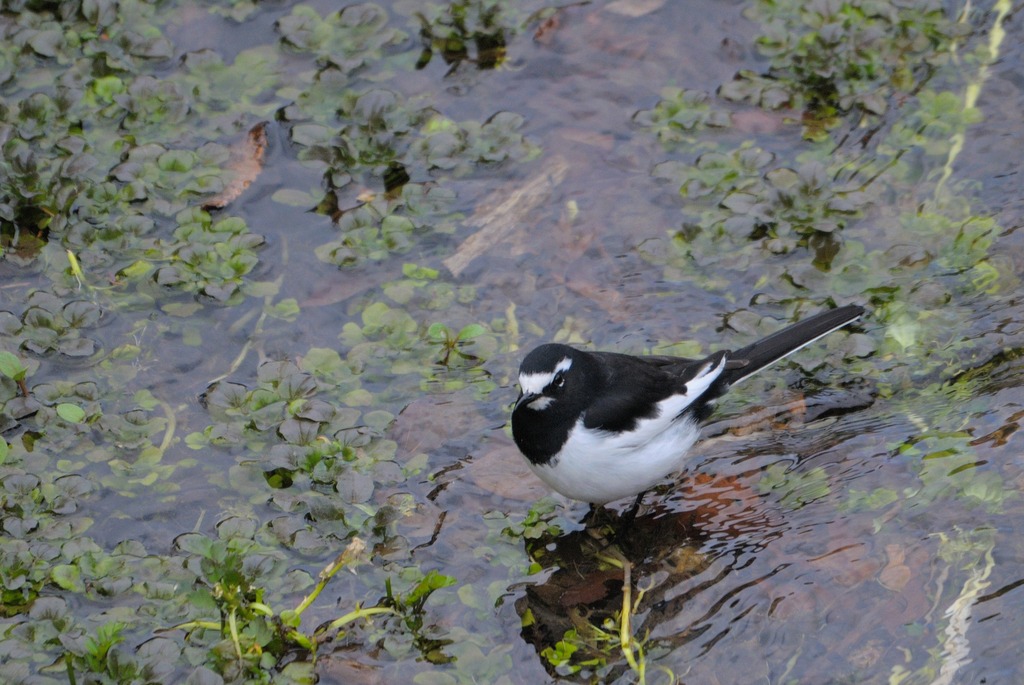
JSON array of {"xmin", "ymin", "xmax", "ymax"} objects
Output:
[{"xmin": 443, "ymin": 156, "xmax": 569, "ymax": 276}]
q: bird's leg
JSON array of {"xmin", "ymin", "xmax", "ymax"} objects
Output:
[{"xmin": 620, "ymin": 491, "xmax": 647, "ymax": 526}]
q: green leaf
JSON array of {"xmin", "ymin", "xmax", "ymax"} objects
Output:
[
  {"xmin": 91, "ymin": 75, "xmax": 125, "ymax": 103},
  {"xmin": 0, "ymin": 351, "xmax": 27, "ymax": 381},
  {"xmin": 301, "ymin": 348, "xmax": 346, "ymax": 376},
  {"xmin": 133, "ymin": 389, "xmax": 160, "ymax": 411},
  {"xmin": 120, "ymin": 260, "xmax": 154, "ymax": 280},
  {"xmin": 52, "ymin": 564, "xmax": 85, "ymax": 592},
  {"xmin": 361, "ymin": 302, "xmax": 391, "ymax": 327},
  {"xmin": 402, "ymin": 263, "xmax": 439, "ymax": 280},
  {"xmin": 56, "ymin": 403, "xmax": 87, "ymax": 423},
  {"xmin": 268, "ymin": 298, "xmax": 301, "ymax": 320},
  {"xmin": 427, "ymin": 322, "xmax": 450, "ymax": 342},
  {"xmin": 0, "ymin": 438, "xmax": 8, "ymax": 465},
  {"xmin": 405, "ymin": 570, "xmax": 456, "ymax": 608},
  {"xmin": 27, "ymin": 29, "xmax": 63, "ymax": 57},
  {"xmin": 271, "ymin": 188, "xmax": 320, "ymax": 207},
  {"xmin": 456, "ymin": 323, "xmax": 486, "ymax": 340},
  {"xmin": 158, "ymin": 150, "xmax": 196, "ymax": 172}
]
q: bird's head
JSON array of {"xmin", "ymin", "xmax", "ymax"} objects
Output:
[
  {"xmin": 511, "ymin": 344, "xmax": 601, "ymax": 463},
  {"xmin": 513, "ymin": 343, "xmax": 595, "ymax": 415}
]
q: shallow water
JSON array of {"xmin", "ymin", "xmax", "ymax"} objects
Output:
[{"xmin": 3, "ymin": 0, "xmax": 1024, "ymax": 682}]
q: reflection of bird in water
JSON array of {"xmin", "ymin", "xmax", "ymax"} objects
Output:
[{"xmin": 515, "ymin": 472, "xmax": 775, "ymax": 681}]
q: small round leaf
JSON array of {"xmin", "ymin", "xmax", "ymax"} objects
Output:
[{"xmin": 56, "ymin": 403, "xmax": 87, "ymax": 423}]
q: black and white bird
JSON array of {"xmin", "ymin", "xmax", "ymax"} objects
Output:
[{"xmin": 510, "ymin": 305, "xmax": 865, "ymax": 505}]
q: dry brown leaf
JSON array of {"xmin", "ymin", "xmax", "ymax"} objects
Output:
[
  {"xmin": 879, "ymin": 543, "xmax": 912, "ymax": 592},
  {"xmin": 558, "ymin": 568, "xmax": 623, "ymax": 606},
  {"xmin": 317, "ymin": 655, "xmax": 385, "ymax": 685},
  {"xmin": 533, "ymin": 12, "xmax": 562, "ymax": 44},
  {"xmin": 667, "ymin": 545, "xmax": 706, "ymax": 575},
  {"xmin": 203, "ymin": 122, "xmax": 268, "ymax": 210},
  {"xmin": 969, "ymin": 420, "xmax": 1019, "ymax": 447},
  {"xmin": 731, "ymin": 109, "xmax": 789, "ymax": 135}
]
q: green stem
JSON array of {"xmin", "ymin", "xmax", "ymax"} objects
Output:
[
  {"xmin": 322, "ymin": 606, "xmax": 398, "ymax": 635},
  {"xmin": 156, "ymin": 397, "xmax": 176, "ymax": 456},
  {"xmin": 65, "ymin": 652, "xmax": 77, "ymax": 685},
  {"xmin": 164, "ymin": 619, "xmax": 222, "ymax": 633},
  {"xmin": 619, "ymin": 560, "xmax": 644, "ymax": 682},
  {"xmin": 294, "ymin": 538, "xmax": 365, "ymax": 618},
  {"xmin": 66, "ymin": 249, "xmax": 85, "ymax": 290},
  {"xmin": 228, "ymin": 607, "xmax": 242, "ymax": 660}
]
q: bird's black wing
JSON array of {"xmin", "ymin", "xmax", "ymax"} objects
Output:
[
  {"xmin": 574, "ymin": 305, "xmax": 863, "ymax": 434},
  {"xmin": 718, "ymin": 304, "xmax": 864, "ymax": 386},
  {"xmin": 580, "ymin": 351, "xmax": 727, "ymax": 433}
]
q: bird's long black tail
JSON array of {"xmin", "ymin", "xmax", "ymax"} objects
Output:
[{"xmin": 719, "ymin": 305, "xmax": 865, "ymax": 387}]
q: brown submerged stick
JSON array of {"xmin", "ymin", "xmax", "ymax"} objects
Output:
[{"xmin": 443, "ymin": 156, "xmax": 570, "ymax": 277}]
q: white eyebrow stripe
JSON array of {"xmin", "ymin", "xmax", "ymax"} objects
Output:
[
  {"xmin": 519, "ymin": 356, "xmax": 572, "ymax": 395},
  {"xmin": 519, "ymin": 372, "xmax": 552, "ymax": 395}
]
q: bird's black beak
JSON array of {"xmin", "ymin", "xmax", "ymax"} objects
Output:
[{"xmin": 514, "ymin": 392, "xmax": 538, "ymax": 411}]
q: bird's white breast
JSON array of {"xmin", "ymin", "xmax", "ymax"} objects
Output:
[
  {"xmin": 529, "ymin": 413, "xmax": 702, "ymax": 503},
  {"xmin": 529, "ymin": 356, "xmax": 725, "ymax": 503}
]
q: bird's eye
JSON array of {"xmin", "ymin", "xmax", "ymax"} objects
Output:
[{"xmin": 552, "ymin": 372, "xmax": 565, "ymax": 389}]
